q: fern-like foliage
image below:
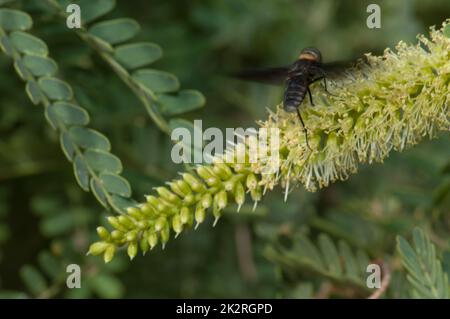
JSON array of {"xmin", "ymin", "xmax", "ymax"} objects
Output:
[
  {"xmin": 265, "ymin": 232, "xmax": 373, "ymax": 293},
  {"xmin": 0, "ymin": 4, "xmax": 134, "ymax": 213},
  {"xmin": 396, "ymin": 227, "xmax": 449, "ymax": 298},
  {"xmin": 45, "ymin": 0, "xmax": 205, "ymax": 135}
]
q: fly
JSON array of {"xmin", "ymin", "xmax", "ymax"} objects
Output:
[{"xmin": 235, "ymin": 47, "xmax": 355, "ymax": 150}]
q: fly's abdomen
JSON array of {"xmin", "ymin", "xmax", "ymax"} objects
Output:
[{"xmin": 283, "ymin": 77, "xmax": 307, "ymax": 112}]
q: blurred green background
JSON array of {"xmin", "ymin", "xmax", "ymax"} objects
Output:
[{"xmin": 0, "ymin": 0, "xmax": 449, "ymax": 298}]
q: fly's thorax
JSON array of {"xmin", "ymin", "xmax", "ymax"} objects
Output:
[{"xmin": 288, "ymin": 60, "xmax": 309, "ymax": 77}]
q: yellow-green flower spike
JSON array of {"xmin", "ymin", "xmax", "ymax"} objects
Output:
[{"xmin": 91, "ymin": 21, "xmax": 450, "ymax": 263}]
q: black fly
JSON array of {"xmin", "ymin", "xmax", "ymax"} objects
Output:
[{"xmin": 235, "ymin": 47, "xmax": 354, "ymax": 150}]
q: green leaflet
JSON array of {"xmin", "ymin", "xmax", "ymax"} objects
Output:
[
  {"xmin": 397, "ymin": 228, "xmax": 449, "ymax": 298},
  {"xmin": 114, "ymin": 42, "xmax": 162, "ymax": 69},
  {"xmin": 0, "ymin": 34, "xmax": 13, "ymax": 55},
  {"xmin": 132, "ymin": 69, "xmax": 180, "ymax": 94},
  {"xmin": 25, "ymin": 81, "xmax": 43, "ymax": 105},
  {"xmin": 73, "ymin": 155, "xmax": 90, "ymax": 191},
  {"xmin": 158, "ymin": 90, "xmax": 206, "ymax": 116},
  {"xmin": 44, "ymin": 101, "xmax": 59, "ymax": 129},
  {"xmin": 37, "ymin": 251, "xmax": 62, "ymax": 280},
  {"xmin": 60, "ymin": 132, "xmax": 76, "ymax": 161},
  {"xmin": 88, "ymin": 274, "xmax": 124, "ymax": 299},
  {"xmin": 90, "ymin": 178, "xmax": 108, "ymax": 208},
  {"xmin": 68, "ymin": 126, "xmax": 111, "ymax": 151},
  {"xmin": 339, "ymin": 241, "xmax": 360, "ymax": 282},
  {"xmin": 0, "ymin": 6, "xmax": 136, "ymax": 214},
  {"xmin": 20, "ymin": 265, "xmax": 48, "ymax": 296},
  {"xmin": 0, "ymin": 9, "xmax": 32, "ymax": 31},
  {"xmin": 265, "ymin": 232, "xmax": 372, "ymax": 289},
  {"xmin": 38, "ymin": 77, "xmax": 73, "ymax": 101},
  {"xmin": 13, "ymin": 59, "xmax": 29, "ymax": 80},
  {"xmin": 296, "ymin": 234, "xmax": 325, "ymax": 270},
  {"xmin": 48, "ymin": 102, "xmax": 90, "ymax": 126},
  {"xmin": 89, "ymin": 18, "xmax": 140, "ymax": 45},
  {"xmin": 100, "ymin": 173, "xmax": 132, "ymax": 197},
  {"xmin": 318, "ymin": 234, "xmax": 342, "ymax": 277},
  {"xmin": 77, "ymin": 0, "xmax": 116, "ymax": 24},
  {"xmin": 108, "ymin": 194, "xmax": 136, "ymax": 213},
  {"xmin": 84, "ymin": 149, "xmax": 122, "ymax": 174},
  {"xmin": 9, "ymin": 31, "xmax": 48, "ymax": 56},
  {"xmin": 22, "ymin": 55, "xmax": 58, "ymax": 76},
  {"xmin": 40, "ymin": 211, "xmax": 75, "ymax": 236},
  {"xmin": 49, "ymin": 0, "xmax": 207, "ymax": 132}
]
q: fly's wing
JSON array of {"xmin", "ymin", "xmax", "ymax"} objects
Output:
[
  {"xmin": 320, "ymin": 57, "xmax": 368, "ymax": 79},
  {"xmin": 233, "ymin": 66, "xmax": 289, "ymax": 85}
]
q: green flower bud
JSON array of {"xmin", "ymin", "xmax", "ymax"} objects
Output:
[
  {"xmin": 246, "ymin": 173, "xmax": 258, "ymax": 190},
  {"xmin": 88, "ymin": 241, "xmax": 108, "ymax": 256},
  {"xmin": 212, "ymin": 163, "xmax": 232, "ymax": 179},
  {"xmin": 175, "ymin": 179, "xmax": 192, "ymax": 195},
  {"xmin": 160, "ymin": 224, "xmax": 170, "ymax": 245},
  {"xmin": 136, "ymin": 220, "xmax": 148, "ymax": 229},
  {"xmin": 326, "ymin": 132, "xmax": 340, "ymax": 152},
  {"xmin": 96, "ymin": 227, "xmax": 110, "ymax": 241},
  {"xmin": 125, "ymin": 230, "xmax": 138, "ymax": 242},
  {"xmin": 118, "ymin": 215, "xmax": 135, "ymax": 228},
  {"xmin": 182, "ymin": 173, "xmax": 206, "ymax": 193},
  {"xmin": 216, "ymin": 190, "xmax": 227, "ymax": 210},
  {"xmin": 148, "ymin": 232, "xmax": 158, "ymax": 249},
  {"xmin": 310, "ymin": 134, "xmax": 321, "ymax": 150},
  {"xmin": 195, "ymin": 206, "xmax": 206, "ymax": 228},
  {"xmin": 155, "ymin": 199, "xmax": 170, "ymax": 213},
  {"xmin": 212, "ymin": 205, "xmax": 221, "ymax": 227},
  {"xmin": 155, "ymin": 187, "xmax": 180, "ymax": 204},
  {"xmin": 223, "ymin": 179, "xmax": 236, "ymax": 192},
  {"xmin": 127, "ymin": 241, "xmax": 138, "ymax": 260},
  {"xmin": 172, "ymin": 214, "xmax": 183, "ymax": 236},
  {"xmin": 111, "ymin": 230, "xmax": 124, "ymax": 241},
  {"xmin": 104, "ymin": 244, "xmax": 116, "ymax": 263},
  {"xmin": 107, "ymin": 216, "xmax": 125, "ymax": 231},
  {"xmin": 145, "ymin": 195, "xmax": 161, "ymax": 208},
  {"xmin": 197, "ymin": 166, "xmax": 220, "ymax": 186},
  {"xmin": 201, "ymin": 193, "xmax": 213, "ymax": 209},
  {"xmin": 140, "ymin": 231, "xmax": 149, "ymax": 254},
  {"xmin": 126, "ymin": 207, "xmax": 144, "ymax": 220},
  {"xmin": 180, "ymin": 206, "xmax": 191, "ymax": 225},
  {"xmin": 168, "ymin": 180, "xmax": 191, "ymax": 197},
  {"xmin": 140, "ymin": 203, "xmax": 156, "ymax": 216},
  {"xmin": 234, "ymin": 182, "xmax": 245, "ymax": 208},
  {"xmin": 154, "ymin": 216, "xmax": 167, "ymax": 232},
  {"xmin": 196, "ymin": 166, "xmax": 213, "ymax": 180},
  {"xmin": 182, "ymin": 193, "xmax": 195, "ymax": 205},
  {"xmin": 250, "ymin": 187, "xmax": 262, "ymax": 202}
]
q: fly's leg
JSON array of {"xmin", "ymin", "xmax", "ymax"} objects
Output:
[
  {"xmin": 307, "ymin": 88, "xmax": 315, "ymax": 106},
  {"xmin": 296, "ymin": 108, "xmax": 312, "ymax": 151},
  {"xmin": 322, "ymin": 77, "xmax": 337, "ymax": 96},
  {"xmin": 312, "ymin": 72, "xmax": 337, "ymax": 96}
]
